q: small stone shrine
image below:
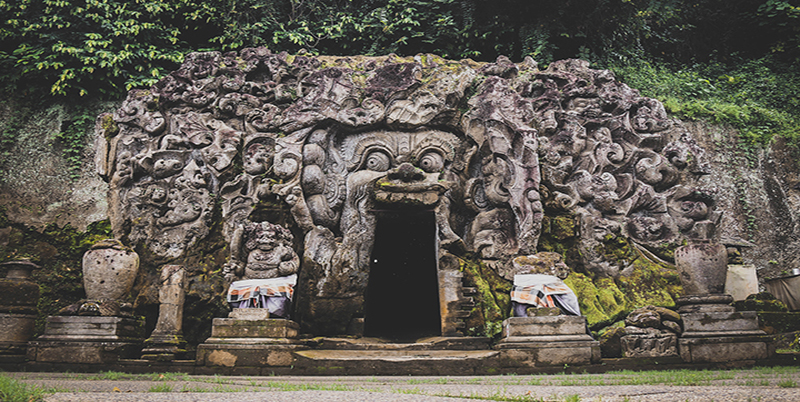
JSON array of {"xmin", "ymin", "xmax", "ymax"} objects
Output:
[
  {"xmin": 27, "ymin": 240, "xmax": 145, "ymax": 364},
  {"xmin": 197, "ymin": 221, "xmax": 306, "ymax": 368},
  {"xmin": 496, "ymin": 252, "xmax": 600, "ymax": 365}
]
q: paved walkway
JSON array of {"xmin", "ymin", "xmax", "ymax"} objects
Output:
[{"xmin": 7, "ymin": 370, "xmax": 800, "ymax": 401}]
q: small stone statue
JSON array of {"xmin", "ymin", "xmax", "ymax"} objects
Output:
[{"xmin": 222, "ymin": 221, "xmax": 299, "ymax": 318}]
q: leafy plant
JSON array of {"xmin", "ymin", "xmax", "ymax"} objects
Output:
[{"xmin": 0, "ymin": 375, "xmax": 52, "ymax": 402}]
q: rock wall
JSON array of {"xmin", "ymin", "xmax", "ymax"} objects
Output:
[{"xmin": 2, "ymin": 53, "xmax": 799, "ymax": 341}]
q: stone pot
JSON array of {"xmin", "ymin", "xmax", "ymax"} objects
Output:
[
  {"xmin": 0, "ymin": 259, "xmax": 40, "ymax": 355},
  {"xmin": 674, "ymin": 240, "xmax": 728, "ymax": 295},
  {"xmin": 82, "ymin": 239, "xmax": 139, "ymax": 301}
]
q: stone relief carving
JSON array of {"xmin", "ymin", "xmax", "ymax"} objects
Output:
[{"xmin": 99, "ymin": 49, "xmax": 716, "ymax": 335}]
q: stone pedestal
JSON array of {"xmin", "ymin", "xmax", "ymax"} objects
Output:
[
  {"xmin": 28, "ymin": 316, "xmax": 145, "ymax": 364},
  {"xmin": 142, "ymin": 265, "xmax": 187, "ymax": 361},
  {"xmin": 495, "ymin": 316, "xmax": 600, "ymax": 366},
  {"xmin": 196, "ymin": 309, "xmax": 307, "ymax": 367},
  {"xmin": 0, "ymin": 260, "xmax": 39, "ymax": 360},
  {"xmin": 676, "ymin": 294, "xmax": 774, "ymax": 363}
]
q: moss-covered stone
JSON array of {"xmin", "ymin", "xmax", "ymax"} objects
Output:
[
  {"xmin": 564, "ymin": 274, "xmax": 630, "ymax": 329},
  {"xmin": 616, "ymin": 248, "xmax": 682, "ymax": 310},
  {"xmin": 757, "ymin": 312, "xmax": 800, "ymax": 334},
  {"xmin": 733, "ymin": 297, "xmax": 788, "ymax": 312},
  {"xmin": 459, "ymin": 255, "xmax": 512, "ymax": 338}
]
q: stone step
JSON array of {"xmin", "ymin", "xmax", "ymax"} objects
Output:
[
  {"xmin": 295, "ymin": 349, "xmax": 498, "ymax": 362},
  {"xmin": 315, "ymin": 336, "xmax": 491, "ymax": 350}
]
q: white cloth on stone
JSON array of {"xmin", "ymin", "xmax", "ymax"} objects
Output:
[{"xmin": 510, "ymin": 274, "xmax": 581, "ymax": 316}]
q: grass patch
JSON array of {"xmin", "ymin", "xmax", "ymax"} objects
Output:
[
  {"xmin": 148, "ymin": 383, "xmax": 173, "ymax": 392},
  {"xmin": 0, "ymin": 375, "xmax": 53, "ymax": 402},
  {"xmin": 778, "ymin": 379, "xmax": 798, "ymax": 388},
  {"xmin": 150, "ymin": 372, "xmax": 190, "ymax": 382}
]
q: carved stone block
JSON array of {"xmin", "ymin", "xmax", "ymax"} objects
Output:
[{"xmin": 621, "ymin": 332, "xmax": 678, "ymax": 357}]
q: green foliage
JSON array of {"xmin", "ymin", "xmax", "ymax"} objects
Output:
[
  {"xmin": 0, "ymin": 0, "xmax": 197, "ymax": 96},
  {"xmin": 3, "ymin": 0, "xmax": 797, "ymax": 99},
  {"xmin": 610, "ymin": 57, "xmax": 800, "ymax": 145},
  {"xmin": 0, "ymin": 375, "xmax": 52, "ymax": 402},
  {"xmin": 55, "ymin": 104, "xmax": 95, "ymax": 181}
]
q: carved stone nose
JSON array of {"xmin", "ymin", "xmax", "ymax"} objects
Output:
[{"xmin": 388, "ymin": 162, "xmax": 424, "ymax": 182}]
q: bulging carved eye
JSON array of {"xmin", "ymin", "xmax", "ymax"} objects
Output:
[
  {"xmin": 364, "ymin": 151, "xmax": 391, "ymax": 171},
  {"xmin": 418, "ymin": 151, "xmax": 444, "ymax": 173}
]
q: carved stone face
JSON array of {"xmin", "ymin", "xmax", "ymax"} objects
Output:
[
  {"xmin": 243, "ymin": 139, "xmax": 275, "ymax": 175},
  {"xmin": 338, "ymin": 129, "xmax": 459, "ymax": 206}
]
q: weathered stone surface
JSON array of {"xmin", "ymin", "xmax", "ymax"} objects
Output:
[
  {"xmin": 681, "ymin": 311, "xmax": 763, "ymax": 335},
  {"xmin": 229, "ymin": 308, "xmax": 270, "ymax": 321},
  {"xmin": 598, "ymin": 325, "xmax": 626, "ymax": 358},
  {"xmin": 223, "ymin": 221, "xmax": 299, "ymax": 282},
  {"xmin": 36, "ymin": 316, "xmax": 145, "ymax": 341},
  {"xmin": 0, "ymin": 313, "xmax": 36, "ymax": 355},
  {"xmin": 678, "ymin": 336, "xmax": 772, "ymax": 363},
  {"xmin": 82, "ymin": 239, "xmax": 139, "ymax": 301},
  {"xmin": 99, "ymin": 50, "xmax": 719, "ymax": 336},
  {"xmin": 675, "ymin": 241, "xmax": 728, "ymax": 295},
  {"xmin": 625, "ymin": 309, "xmax": 661, "ymax": 328},
  {"xmin": 142, "ymin": 265, "xmax": 187, "ymax": 360},
  {"xmin": 732, "ymin": 292, "xmax": 788, "ymax": 312},
  {"xmin": 0, "ymin": 260, "xmax": 39, "ymax": 315},
  {"xmin": 621, "ymin": 332, "xmax": 678, "ymax": 357},
  {"xmin": 500, "ymin": 316, "xmax": 588, "ymax": 338},
  {"xmin": 496, "ymin": 341, "xmax": 600, "ymax": 366},
  {"xmin": 507, "ymin": 252, "xmax": 570, "ymax": 281},
  {"xmin": 196, "ymin": 344, "xmax": 306, "ymax": 367},
  {"xmin": 209, "ymin": 318, "xmax": 300, "ymax": 339},
  {"xmin": 725, "ymin": 264, "xmax": 759, "ymax": 301}
]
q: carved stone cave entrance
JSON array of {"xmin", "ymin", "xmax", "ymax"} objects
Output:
[{"xmin": 364, "ymin": 210, "xmax": 441, "ymax": 340}]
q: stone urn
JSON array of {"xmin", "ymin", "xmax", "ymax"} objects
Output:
[
  {"xmin": 674, "ymin": 240, "xmax": 728, "ymax": 295},
  {"xmin": 0, "ymin": 259, "xmax": 40, "ymax": 356},
  {"xmin": 82, "ymin": 239, "xmax": 139, "ymax": 301}
]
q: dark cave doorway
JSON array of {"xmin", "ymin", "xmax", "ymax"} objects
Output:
[{"xmin": 364, "ymin": 210, "xmax": 441, "ymax": 341}]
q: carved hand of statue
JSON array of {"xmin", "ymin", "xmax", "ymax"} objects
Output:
[{"xmin": 222, "ymin": 260, "xmax": 244, "ymax": 282}]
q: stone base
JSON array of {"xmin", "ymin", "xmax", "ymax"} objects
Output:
[
  {"xmin": 27, "ymin": 340, "xmax": 143, "ymax": 364},
  {"xmin": 681, "ymin": 311, "xmax": 765, "ymax": 337},
  {"xmin": 209, "ymin": 318, "xmax": 300, "ymax": 339},
  {"xmin": 27, "ymin": 315, "xmax": 145, "ymax": 364},
  {"xmin": 141, "ymin": 333, "xmax": 187, "ymax": 361},
  {"xmin": 675, "ymin": 295, "xmax": 775, "ymax": 363},
  {"xmin": 0, "ymin": 313, "xmax": 36, "ymax": 355},
  {"xmin": 198, "ymin": 318, "xmax": 306, "ymax": 367},
  {"xmin": 196, "ymin": 343, "xmax": 307, "ymax": 367},
  {"xmin": 496, "ymin": 316, "xmax": 600, "ymax": 366},
  {"xmin": 679, "ymin": 335, "xmax": 775, "ymax": 363}
]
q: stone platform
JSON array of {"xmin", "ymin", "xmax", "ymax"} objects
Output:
[
  {"xmin": 197, "ymin": 312, "xmax": 307, "ymax": 368},
  {"xmin": 676, "ymin": 295, "xmax": 775, "ymax": 363},
  {"xmin": 495, "ymin": 316, "xmax": 601, "ymax": 366},
  {"xmin": 27, "ymin": 316, "xmax": 145, "ymax": 364}
]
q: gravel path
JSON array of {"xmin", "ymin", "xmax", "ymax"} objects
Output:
[{"xmin": 7, "ymin": 370, "xmax": 800, "ymax": 402}]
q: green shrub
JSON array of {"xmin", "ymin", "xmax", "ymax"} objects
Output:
[
  {"xmin": 0, "ymin": 375, "xmax": 52, "ymax": 402},
  {"xmin": 610, "ymin": 57, "xmax": 800, "ymax": 146}
]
